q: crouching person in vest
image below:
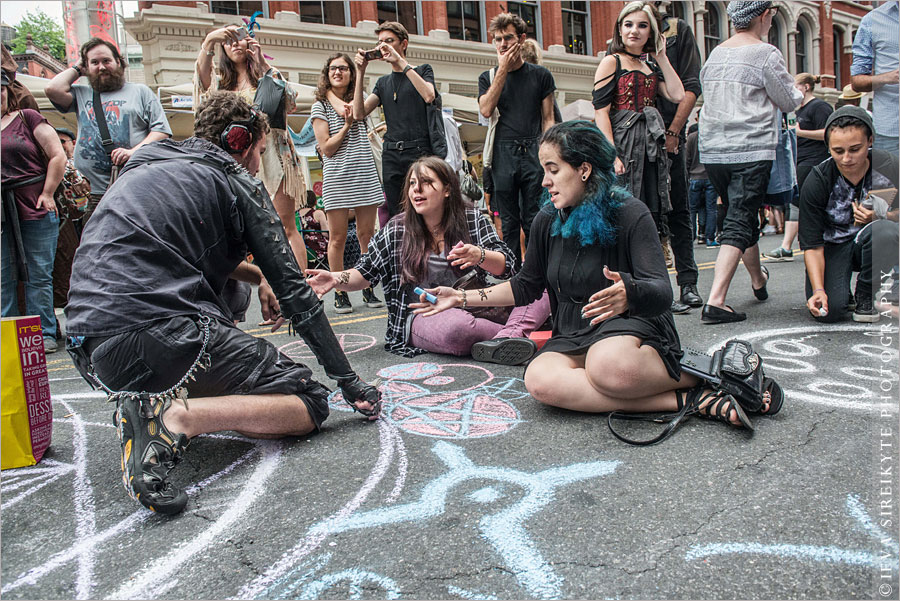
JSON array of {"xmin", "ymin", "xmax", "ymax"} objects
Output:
[{"xmin": 65, "ymin": 92, "xmax": 381, "ymax": 515}]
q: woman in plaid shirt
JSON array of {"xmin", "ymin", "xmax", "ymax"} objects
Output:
[{"xmin": 306, "ymin": 156, "xmax": 550, "ymax": 364}]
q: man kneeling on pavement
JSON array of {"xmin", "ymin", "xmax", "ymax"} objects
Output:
[{"xmin": 65, "ymin": 92, "xmax": 381, "ymax": 515}]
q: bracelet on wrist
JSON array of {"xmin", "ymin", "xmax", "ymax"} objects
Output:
[
  {"xmin": 665, "ymin": 129, "xmax": 679, "ymax": 138},
  {"xmin": 402, "ymin": 63, "xmax": 413, "ymax": 75},
  {"xmin": 459, "ymin": 289, "xmax": 468, "ymax": 310},
  {"xmin": 477, "ymin": 246, "xmax": 486, "ymax": 265},
  {"xmin": 72, "ymin": 64, "xmax": 82, "ymax": 76},
  {"xmin": 814, "ymin": 288, "xmax": 825, "ymax": 293},
  {"xmin": 205, "ymin": 46, "xmax": 216, "ymax": 56}
]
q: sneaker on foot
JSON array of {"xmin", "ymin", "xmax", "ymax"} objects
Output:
[
  {"xmin": 853, "ymin": 293, "xmax": 880, "ymax": 322},
  {"xmin": 43, "ymin": 337, "xmax": 58, "ymax": 354},
  {"xmin": 706, "ymin": 239, "xmax": 721, "ymax": 248},
  {"xmin": 114, "ymin": 393, "xmax": 189, "ymax": 514},
  {"xmin": 763, "ymin": 247, "xmax": 793, "ymax": 261},
  {"xmin": 471, "ymin": 337, "xmax": 537, "ymax": 366},
  {"xmin": 362, "ymin": 286, "xmax": 384, "ymax": 308},
  {"xmin": 334, "ymin": 291, "xmax": 353, "ymax": 314}
]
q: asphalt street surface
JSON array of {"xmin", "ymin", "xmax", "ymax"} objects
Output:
[{"xmin": 2, "ymin": 242, "xmax": 899, "ymax": 600}]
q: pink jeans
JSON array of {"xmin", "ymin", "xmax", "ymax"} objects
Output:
[{"xmin": 409, "ymin": 290, "xmax": 551, "ymax": 356}]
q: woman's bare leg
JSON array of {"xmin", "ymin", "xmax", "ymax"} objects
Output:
[
  {"xmin": 353, "ymin": 205, "xmax": 378, "ymax": 254},
  {"xmin": 273, "ymin": 180, "xmax": 308, "ymax": 272},
  {"xmin": 326, "ymin": 208, "xmax": 350, "ymax": 272}
]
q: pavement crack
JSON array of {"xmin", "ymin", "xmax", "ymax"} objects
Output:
[{"xmin": 734, "ymin": 408, "xmax": 837, "ymax": 470}]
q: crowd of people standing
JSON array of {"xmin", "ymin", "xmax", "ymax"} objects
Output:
[{"xmin": 0, "ymin": 1, "xmax": 895, "ymax": 514}]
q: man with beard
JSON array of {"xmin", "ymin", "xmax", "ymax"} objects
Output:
[{"xmin": 46, "ymin": 38, "xmax": 171, "ymax": 222}]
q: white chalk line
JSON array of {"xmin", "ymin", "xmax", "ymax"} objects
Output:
[
  {"xmin": 58, "ymin": 400, "xmax": 99, "ymax": 600},
  {"xmin": 239, "ymin": 419, "xmax": 398, "ymax": 599},
  {"xmin": 110, "ymin": 441, "xmax": 283, "ymax": 599},
  {"xmin": 384, "ymin": 421, "xmax": 407, "ymax": 504},
  {"xmin": 2, "ymin": 446, "xmax": 257, "ymax": 595}
]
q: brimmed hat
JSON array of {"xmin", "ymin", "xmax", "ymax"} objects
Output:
[
  {"xmin": 838, "ymin": 84, "xmax": 864, "ymax": 101},
  {"xmin": 824, "ymin": 105, "xmax": 874, "ymax": 140},
  {"xmin": 56, "ymin": 127, "xmax": 77, "ymax": 141},
  {"xmin": 726, "ymin": 1, "xmax": 772, "ymax": 30}
]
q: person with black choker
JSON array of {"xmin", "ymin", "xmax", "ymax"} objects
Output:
[
  {"xmin": 353, "ymin": 21, "xmax": 442, "ymax": 226},
  {"xmin": 654, "ymin": 0, "xmax": 704, "ymax": 314},
  {"xmin": 478, "ymin": 12, "xmax": 557, "ymax": 268}
]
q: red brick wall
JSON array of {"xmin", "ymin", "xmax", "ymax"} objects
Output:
[
  {"xmin": 421, "ymin": 2, "xmax": 448, "ymax": 33},
  {"xmin": 591, "ymin": 1, "xmax": 623, "ymax": 53},
  {"xmin": 482, "ymin": 1, "xmax": 506, "ymax": 43},
  {"xmin": 540, "ymin": 1, "xmax": 563, "ymax": 47},
  {"xmin": 350, "ymin": 1, "xmax": 378, "ymax": 25}
]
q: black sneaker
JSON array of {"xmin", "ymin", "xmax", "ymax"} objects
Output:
[
  {"xmin": 362, "ymin": 286, "xmax": 384, "ymax": 308},
  {"xmin": 853, "ymin": 293, "xmax": 880, "ymax": 323},
  {"xmin": 471, "ymin": 337, "xmax": 537, "ymax": 365},
  {"xmin": 114, "ymin": 393, "xmax": 189, "ymax": 515},
  {"xmin": 334, "ymin": 291, "xmax": 353, "ymax": 314}
]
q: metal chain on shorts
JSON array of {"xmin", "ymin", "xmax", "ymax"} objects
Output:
[{"xmin": 89, "ymin": 315, "xmax": 213, "ymax": 409}]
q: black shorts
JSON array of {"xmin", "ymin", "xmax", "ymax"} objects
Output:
[{"xmin": 69, "ymin": 315, "xmax": 331, "ymax": 429}]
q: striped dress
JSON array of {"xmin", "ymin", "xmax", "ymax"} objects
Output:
[{"xmin": 310, "ymin": 97, "xmax": 384, "ymax": 211}]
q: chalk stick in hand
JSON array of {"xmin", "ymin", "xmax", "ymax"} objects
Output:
[{"xmin": 414, "ymin": 287, "xmax": 437, "ymax": 304}]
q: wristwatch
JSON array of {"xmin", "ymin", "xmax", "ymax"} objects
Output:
[{"xmin": 402, "ymin": 64, "xmax": 413, "ymax": 75}]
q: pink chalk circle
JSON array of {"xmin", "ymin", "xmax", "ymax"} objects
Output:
[
  {"xmin": 377, "ymin": 363, "xmax": 442, "ymax": 381},
  {"xmin": 279, "ymin": 334, "xmax": 376, "ymax": 360},
  {"xmin": 423, "ymin": 376, "xmax": 454, "ymax": 385}
]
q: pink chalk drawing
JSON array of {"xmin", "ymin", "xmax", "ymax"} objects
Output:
[
  {"xmin": 330, "ymin": 363, "xmax": 528, "ymax": 439},
  {"xmin": 279, "ymin": 334, "xmax": 377, "ymax": 361}
]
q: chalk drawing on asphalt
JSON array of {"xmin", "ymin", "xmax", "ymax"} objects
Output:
[
  {"xmin": 298, "ymin": 441, "xmax": 620, "ymax": 600},
  {"xmin": 257, "ymin": 552, "xmax": 401, "ymax": 600},
  {"xmin": 329, "ymin": 363, "xmax": 528, "ymax": 439},
  {"xmin": 686, "ymin": 494, "xmax": 900, "ymax": 570},
  {"xmin": 279, "ymin": 334, "xmax": 378, "ymax": 361},
  {"xmin": 707, "ymin": 324, "xmax": 898, "ymax": 412}
]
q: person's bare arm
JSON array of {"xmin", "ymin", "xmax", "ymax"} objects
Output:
[
  {"xmin": 380, "ymin": 43, "xmax": 435, "ymax": 103},
  {"xmin": 197, "ymin": 26, "xmax": 241, "ymax": 91},
  {"xmin": 541, "ymin": 95, "xmax": 555, "ymax": 132},
  {"xmin": 794, "ymin": 126, "xmax": 825, "ymax": 141},
  {"xmin": 110, "ymin": 131, "xmax": 170, "ymax": 166},
  {"xmin": 804, "ymin": 247, "xmax": 828, "ymax": 317},
  {"xmin": 665, "ymin": 91, "xmax": 697, "ymax": 154},
  {"xmin": 312, "ymin": 105, "xmax": 353, "ymax": 158},
  {"xmin": 479, "ymin": 42, "xmax": 520, "ymax": 117},
  {"xmin": 45, "ymin": 66, "xmax": 80, "ymax": 111},
  {"xmin": 851, "ymin": 69, "xmax": 900, "ymax": 93},
  {"xmin": 32, "ymin": 121, "xmax": 67, "ymax": 215},
  {"xmin": 352, "ymin": 51, "xmax": 381, "ymax": 120}
]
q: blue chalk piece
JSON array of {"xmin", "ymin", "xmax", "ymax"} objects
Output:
[{"xmin": 414, "ymin": 287, "xmax": 438, "ymax": 304}]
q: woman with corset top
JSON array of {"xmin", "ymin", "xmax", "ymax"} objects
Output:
[{"xmin": 592, "ymin": 1, "xmax": 684, "ymax": 238}]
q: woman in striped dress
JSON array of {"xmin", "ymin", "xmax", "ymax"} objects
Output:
[{"xmin": 311, "ymin": 53, "xmax": 384, "ymax": 314}]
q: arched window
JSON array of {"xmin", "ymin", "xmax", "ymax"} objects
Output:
[
  {"xmin": 796, "ymin": 20, "xmax": 809, "ymax": 74},
  {"xmin": 767, "ymin": 14, "xmax": 782, "ymax": 52},
  {"xmin": 705, "ymin": 2, "xmax": 722, "ymax": 57},
  {"xmin": 833, "ymin": 26, "xmax": 843, "ymax": 89},
  {"xmin": 669, "ymin": 1, "xmax": 686, "ymax": 22}
]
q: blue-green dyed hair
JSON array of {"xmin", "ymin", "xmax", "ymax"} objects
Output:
[{"xmin": 539, "ymin": 121, "xmax": 628, "ymax": 247}]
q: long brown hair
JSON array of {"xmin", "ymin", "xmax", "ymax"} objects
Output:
[
  {"xmin": 399, "ymin": 157, "xmax": 474, "ymax": 284},
  {"xmin": 216, "ymin": 27, "xmax": 268, "ymax": 92},
  {"xmin": 315, "ymin": 53, "xmax": 356, "ymax": 103}
]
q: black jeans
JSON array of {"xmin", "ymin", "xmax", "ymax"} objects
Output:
[
  {"xmin": 806, "ymin": 220, "xmax": 900, "ymax": 322},
  {"xmin": 706, "ymin": 160, "xmax": 773, "ymax": 252},
  {"xmin": 381, "ymin": 145, "xmax": 431, "ymax": 219},
  {"xmin": 67, "ymin": 315, "xmax": 331, "ymax": 429},
  {"xmin": 491, "ymin": 137, "xmax": 543, "ymax": 266},
  {"xmin": 666, "ymin": 145, "xmax": 699, "ymax": 286}
]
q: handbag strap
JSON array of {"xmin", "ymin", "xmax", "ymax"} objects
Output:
[
  {"xmin": 607, "ymin": 388, "xmax": 699, "ymax": 446},
  {"xmin": 93, "ymin": 88, "xmax": 115, "ymax": 156}
]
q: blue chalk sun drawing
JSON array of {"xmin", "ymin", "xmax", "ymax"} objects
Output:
[{"xmin": 329, "ymin": 362, "xmax": 529, "ymax": 439}]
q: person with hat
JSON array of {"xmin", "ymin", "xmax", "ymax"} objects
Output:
[
  {"xmin": 836, "ymin": 84, "xmax": 865, "ymax": 109},
  {"xmin": 696, "ymin": 0, "xmax": 803, "ymax": 324},
  {"xmin": 1, "ymin": 70, "xmax": 67, "ymax": 353},
  {"xmin": 799, "ymin": 106, "xmax": 899, "ymax": 323}
]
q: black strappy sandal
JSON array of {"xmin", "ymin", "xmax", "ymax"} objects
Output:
[{"xmin": 607, "ymin": 385, "xmax": 754, "ymax": 446}]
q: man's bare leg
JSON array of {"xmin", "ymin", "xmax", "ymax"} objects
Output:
[{"xmin": 162, "ymin": 394, "xmax": 317, "ymax": 439}]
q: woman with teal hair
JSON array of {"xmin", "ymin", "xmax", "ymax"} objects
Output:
[{"xmin": 414, "ymin": 121, "xmax": 778, "ymax": 431}]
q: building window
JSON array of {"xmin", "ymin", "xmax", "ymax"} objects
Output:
[
  {"xmin": 299, "ymin": 1, "xmax": 346, "ymax": 26},
  {"xmin": 668, "ymin": 1, "xmax": 686, "ymax": 22},
  {"xmin": 796, "ymin": 21, "xmax": 808, "ymax": 74},
  {"xmin": 833, "ymin": 26, "xmax": 842, "ymax": 89},
  {"xmin": 767, "ymin": 13, "xmax": 781, "ymax": 52},
  {"xmin": 506, "ymin": 1, "xmax": 539, "ymax": 41},
  {"xmin": 377, "ymin": 1, "xmax": 419, "ymax": 35},
  {"xmin": 447, "ymin": 1, "xmax": 481, "ymax": 42},
  {"xmin": 209, "ymin": 1, "xmax": 266, "ymax": 17},
  {"xmin": 561, "ymin": 2, "xmax": 588, "ymax": 55},
  {"xmin": 704, "ymin": 2, "xmax": 721, "ymax": 57}
]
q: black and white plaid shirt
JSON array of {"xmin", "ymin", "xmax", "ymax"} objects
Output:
[{"xmin": 355, "ymin": 208, "xmax": 516, "ymax": 357}]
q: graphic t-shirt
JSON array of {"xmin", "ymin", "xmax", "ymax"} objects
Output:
[{"xmin": 52, "ymin": 82, "xmax": 171, "ymax": 194}]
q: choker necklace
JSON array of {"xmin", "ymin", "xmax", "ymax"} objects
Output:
[{"xmin": 623, "ymin": 50, "xmax": 644, "ymax": 59}]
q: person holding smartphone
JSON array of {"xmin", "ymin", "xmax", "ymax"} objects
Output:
[
  {"xmin": 592, "ymin": 1, "xmax": 684, "ymax": 300},
  {"xmin": 352, "ymin": 21, "xmax": 440, "ymax": 226}
]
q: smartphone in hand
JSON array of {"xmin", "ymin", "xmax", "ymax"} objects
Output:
[{"xmin": 364, "ymin": 48, "xmax": 381, "ymax": 61}]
